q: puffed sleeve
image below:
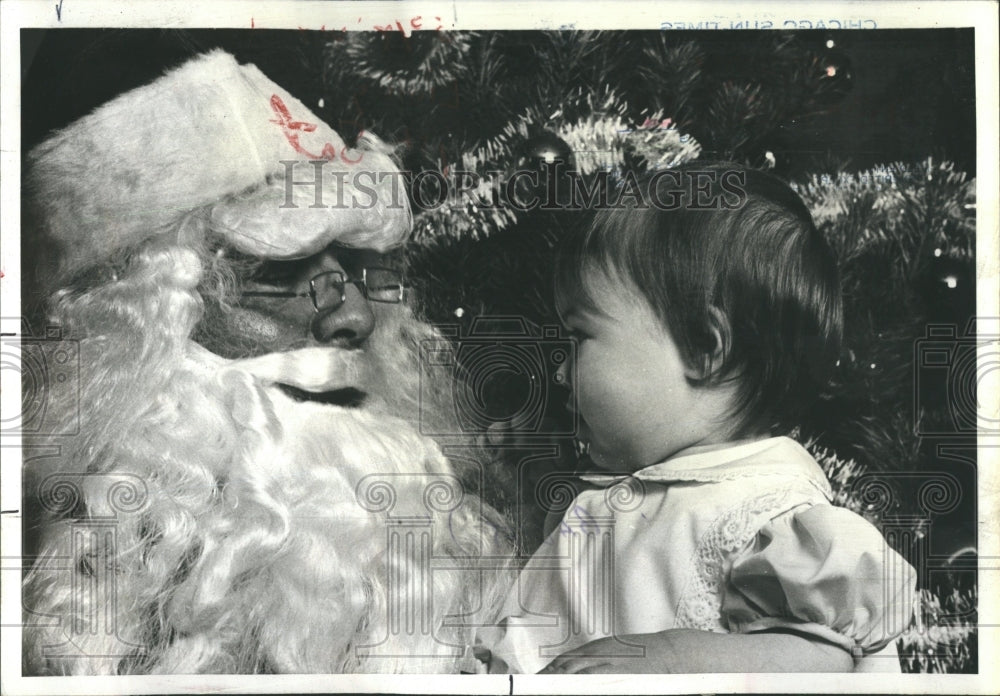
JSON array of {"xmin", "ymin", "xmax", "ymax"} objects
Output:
[{"xmin": 721, "ymin": 503, "xmax": 917, "ymax": 658}]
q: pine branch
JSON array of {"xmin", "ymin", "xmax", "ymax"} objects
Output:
[{"xmin": 634, "ymin": 38, "xmax": 705, "ymax": 127}]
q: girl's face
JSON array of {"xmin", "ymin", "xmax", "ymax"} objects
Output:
[{"xmin": 557, "ymin": 269, "xmax": 713, "ymax": 472}]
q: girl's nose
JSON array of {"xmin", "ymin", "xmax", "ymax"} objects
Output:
[{"xmin": 555, "ymin": 351, "xmax": 573, "ymax": 389}]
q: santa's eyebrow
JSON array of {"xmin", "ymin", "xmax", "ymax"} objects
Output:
[
  {"xmin": 328, "ymin": 243, "xmax": 403, "ymax": 272},
  {"xmin": 325, "ymin": 241, "xmax": 354, "ymax": 255},
  {"xmin": 248, "ymin": 257, "xmax": 313, "ymax": 285}
]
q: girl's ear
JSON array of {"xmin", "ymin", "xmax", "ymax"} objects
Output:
[{"xmin": 685, "ymin": 306, "xmax": 732, "ymax": 381}]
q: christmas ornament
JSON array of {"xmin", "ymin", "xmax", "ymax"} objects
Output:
[
  {"xmin": 814, "ymin": 46, "xmax": 854, "ymax": 106},
  {"xmin": 508, "ymin": 131, "xmax": 576, "ymax": 209},
  {"xmin": 917, "ymin": 253, "xmax": 975, "ymax": 323},
  {"xmin": 519, "ymin": 131, "xmax": 575, "ymax": 168}
]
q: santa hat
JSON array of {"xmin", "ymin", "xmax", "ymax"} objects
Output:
[{"xmin": 26, "ymin": 50, "xmax": 411, "ymax": 286}]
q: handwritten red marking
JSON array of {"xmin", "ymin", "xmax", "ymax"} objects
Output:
[
  {"xmin": 374, "ymin": 15, "xmax": 443, "ymax": 36},
  {"xmin": 269, "ymin": 95, "xmax": 363, "ymax": 164},
  {"xmin": 289, "ymin": 16, "xmax": 428, "ymax": 33},
  {"xmin": 639, "ymin": 117, "xmax": 674, "ymax": 130},
  {"xmin": 340, "ymin": 148, "xmax": 364, "ymax": 165},
  {"xmin": 270, "ymin": 95, "xmax": 318, "ymax": 134},
  {"xmin": 285, "ymin": 15, "xmax": 442, "ymax": 35},
  {"xmin": 269, "ymin": 94, "xmax": 334, "ymax": 159}
]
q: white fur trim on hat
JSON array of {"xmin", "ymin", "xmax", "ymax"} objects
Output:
[{"xmin": 27, "ymin": 50, "xmax": 411, "ymax": 284}]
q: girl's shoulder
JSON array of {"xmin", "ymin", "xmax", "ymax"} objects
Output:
[{"xmin": 723, "ymin": 502, "xmax": 918, "ymax": 658}]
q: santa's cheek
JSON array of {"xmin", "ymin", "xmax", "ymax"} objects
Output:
[
  {"xmin": 196, "ymin": 306, "xmax": 303, "ymax": 358},
  {"xmin": 225, "ymin": 308, "xmax": 292, "ymax": 345}
]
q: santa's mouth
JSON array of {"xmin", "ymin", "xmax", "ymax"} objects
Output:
[{"xmin": 277, "ymin": 383, "xmax": 368, "ymax": 408}]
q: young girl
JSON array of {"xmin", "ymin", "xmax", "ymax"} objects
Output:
[{"xmin": 480, "ymin": 163, "xmax": 917, "ymax": 673}]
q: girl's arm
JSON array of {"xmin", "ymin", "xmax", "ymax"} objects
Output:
[{"xmin": 537, "ymin": 629, "xmax": 853, "ymax": 674}]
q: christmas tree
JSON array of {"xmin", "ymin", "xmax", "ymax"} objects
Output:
[{"xmin": 313, "ymin": 29, "xmax": 977, "ymax": 673}]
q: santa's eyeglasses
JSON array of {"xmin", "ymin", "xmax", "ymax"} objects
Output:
[{"xmin": 240, "ymin": 268, "xmax": 405, "ymax": 312}]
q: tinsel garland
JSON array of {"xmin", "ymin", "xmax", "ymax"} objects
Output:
[
  {"xmin": 326, "ymin": 31, "xmax": 475, "ymax": 95},
  {"xmin": 900, "ymin": 587, "xmax": 977, "ymax": 673},
  {"xmin": 793, "ymin": 158, "xmax": 975, "ymax": 264},
  {"xmin": 410, "ymin": 98, "xmax": 701, "ymax": 244}
]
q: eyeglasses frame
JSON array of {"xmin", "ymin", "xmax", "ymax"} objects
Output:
[{"xmin": 239, "ymin": 267, "xmax": 405, "ymax": 312}]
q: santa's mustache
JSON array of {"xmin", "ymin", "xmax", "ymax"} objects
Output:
[
  {"xmin": 231, "ymin": 346, "xmax": 372, "ymax": 407},
  {"xmin": 189, "ymin": 342, "xmax": 374, "ymax": 404}
]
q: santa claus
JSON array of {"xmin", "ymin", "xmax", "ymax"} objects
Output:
[{"xmin": 21, "ymin": 50, "xmax": 512, "ymax": 675}]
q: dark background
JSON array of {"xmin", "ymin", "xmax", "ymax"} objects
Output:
[{"xmin": 21, "ymin": 28, "xmax": 976, "ymax": 175}]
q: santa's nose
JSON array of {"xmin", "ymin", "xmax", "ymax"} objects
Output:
[{"xmin": 311, "ymin": 281, "xmax": 376, "ymax": 347}]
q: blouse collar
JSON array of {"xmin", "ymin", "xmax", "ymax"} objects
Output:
[{"xmin": 580, "ymin": 436, "xmax": 833, "ymax": 499}]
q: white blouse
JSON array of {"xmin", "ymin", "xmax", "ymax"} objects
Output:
[{"xmin": 483, "ymin": 437, "xmax": 917, "ymax": 673}]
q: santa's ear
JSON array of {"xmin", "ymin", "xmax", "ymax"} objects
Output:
[{"xmin": 685, "ymin": 306, "xmax": 732, "ymax": 382}]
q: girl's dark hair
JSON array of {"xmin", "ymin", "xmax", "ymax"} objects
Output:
[{"xmin": 555, "ymin": 162, "xmax": 843, "ymax": 437}]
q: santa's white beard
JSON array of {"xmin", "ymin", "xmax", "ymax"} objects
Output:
[
  {"xmin": 155, "ymin": 380, "xmax": 507, "ymax": 674},
  {"xmin": 23, "ymin": 255, "xmax": 512, "ymax": 674}
]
